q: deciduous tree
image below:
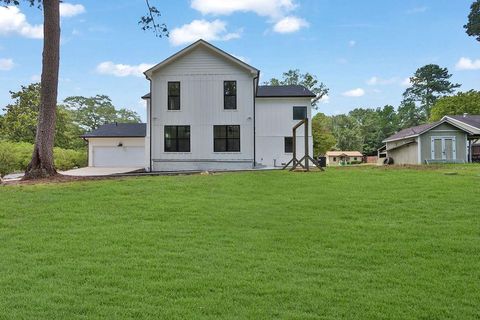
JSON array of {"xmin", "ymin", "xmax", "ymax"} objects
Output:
[
  {"xmin": 63, "ymin": 95, "xmax": 141, "ymax": 132},
  {"xmin": 311, "ymin": 113, "xmax": 336, "ymax": 156},
  {"xmin": 264, "ymin": 69, "xmax": 329, "ymax": 108},
  {"xmin": 430, "ymin": 90, "xmax": 480, "ymax": 121}
]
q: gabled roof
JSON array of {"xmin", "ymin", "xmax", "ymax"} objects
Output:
[
  {"xmin": 81, "ymin": 123, "xmax": 146, "ymax": 138},
  {"xmin": 443, "ymin": 115, "xmax": 480, "ymax": 134},
  {"xmin": 141, "ymin": 93, "xmax": 150, "ymax": 99},
  {"xmin": 144, "ymin": 39, "xmax": 259, "ymax": 78},
  {"xmin": 256, "ymin": 85, "xmax": 316, "ymax": 98},
  {"xmin": 383, "ymin": 117, "xmax": 473, "ymax": 143},
  {"xmin": 326, "ymin": 151, "xmax": 363, "ymax": 157},
  {"xmin": 383, "ymin": 122, "xmax": 439, "ymax": 143}
]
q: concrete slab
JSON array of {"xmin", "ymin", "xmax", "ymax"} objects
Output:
[{"xmin": 60, "ymin": 167, "xmax": 144, "ymax": 177}]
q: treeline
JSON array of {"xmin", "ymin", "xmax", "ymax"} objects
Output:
[
  {"xmin": 0, "ymin": 83, "xmax": 141, "ymax": 175},
  {"xmin": 0, "ymin": 83, "xmax": 141, "ymax": 150},
  {"xmin": 312, "ymin": 65, "xmax": 480, "ymax": 156}
]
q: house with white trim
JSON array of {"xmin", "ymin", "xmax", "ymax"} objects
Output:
[
  {"xmin": 82, "ymin": 40, "xmax": 315, "ymax": 171},
  {"xmin": 382, "ymin": 114, "xmax": 480, "ymax": 164}
]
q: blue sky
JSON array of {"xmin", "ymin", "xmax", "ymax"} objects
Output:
[{"xmin": 0, "ymin": 0, "xmax": 479, "ymax": 120}]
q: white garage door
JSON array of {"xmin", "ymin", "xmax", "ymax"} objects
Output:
[{"xmin": 92, "ymin": 146, "xmax": 145, "ymax": 167}]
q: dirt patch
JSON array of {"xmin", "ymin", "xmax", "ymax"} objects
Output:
[{"xmin": 1, "ymin": 174, "xmax": 123, "ymax": 186}]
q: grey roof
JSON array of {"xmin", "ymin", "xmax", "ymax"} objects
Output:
[
  {"xmin": 143, "ymin": 85, "xmax": 316, "ymax": 100},
  {"xmin": 447, "ymin": 115, "xmax": 480, "ymax": 130},
  {"xmin": 81, "ymin": 123, "xmax": 146, "ymax": 138},
  {"xmin": 383, "ymin": 122, "xmax": 439, "ymax": 142},
  {"xmin": 257, "ymin": 85, "xmax": 316, "ymax": 98}
]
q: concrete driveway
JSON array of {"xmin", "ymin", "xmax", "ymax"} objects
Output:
[{"xmin": 60, "ymin": 167, "xmax": 144, "ymax": 177}]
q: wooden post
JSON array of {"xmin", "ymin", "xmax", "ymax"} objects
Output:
[{"xmin": 304, "ymin": 117, "xmax": 309, "ymax": 171}]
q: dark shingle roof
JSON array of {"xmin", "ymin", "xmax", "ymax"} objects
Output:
[
  {"xmin": 81, "ymin": 123, "xmax": 146, "ymax": 138},
  {"xmin": 383, "ymin": 122, "xmax": 439, "ymax": 142},
  {"xmin": 257, "ymin": 85, "xmax": 316, "ymax": 98},
  {"xmin": 447, "ymin": 115, "xmax": 480, "ymax": 130}
]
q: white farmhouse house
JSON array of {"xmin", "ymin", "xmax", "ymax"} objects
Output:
[{"xmin": 82, "ymin": 40, "xmax": 316, "ymax": 171}]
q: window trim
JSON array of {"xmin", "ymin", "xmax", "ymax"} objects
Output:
[
  {"xmin": 284, "ymin": 137, "xmax": 293, "ymax": 153},
  {"xmin": 213, "ymin": 125, "xmax": 241, "ymax": 152},
  {"xmin": 293, "ymin": 106, "xmax": 307, "ymax": 120},
  {"xmin": 167, "ymin": 81, "xmax": 181, "ymax": 111},
  {"xmin": 164, "ymin": 125, "xmax": 190, "ymax": 153},
  {"xmin": 223, "ymin": 80, "xmax": 237, "ymax": 110}
]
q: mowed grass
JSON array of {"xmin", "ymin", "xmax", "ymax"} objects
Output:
[{"xmin": 0, "ymin": 166, "xmax": 479, "ymax": 319}]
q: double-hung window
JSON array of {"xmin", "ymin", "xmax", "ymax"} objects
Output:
[
  {"xmin": 284, "ymin": 137, "xmax": 293, "ymax": 153},
  {"xmin": 224, "ymin": 81, "xmax": 237, "ymax": 110},
  {"xmin": 293, "ymin": 106, "xmax": 307, "ymax": 120},
  {"xmin": 214, "ymin": 125, "xmax": 240, "ymax": 152},
  {"xmin": 164, "ymin": 126, "xmax": 190, "ymax": 152},
  {"xmin": 168, "ymin": 82, "xmax": 180, "ymax": 110}
]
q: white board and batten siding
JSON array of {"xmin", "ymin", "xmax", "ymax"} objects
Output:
[
  {"xmin": 255, "ymin": 98, "xmax": 314, "ymax": 167},
  {"xmin": 149, "ymin": 45, "xmax": 256, "ymax": 171}
]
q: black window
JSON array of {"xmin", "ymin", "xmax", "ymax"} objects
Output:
[
  {"xmin": 214, "ymin": 125, "xmax": 240, "ymax": 152},
  {"xmin": 293, "ymin": 106, "xmax": 307, "ymax": 120},
  {"xmin": 164, "ymin": 126, "xmax": 190, "ymax": 152},
  {"xmin": 168, "ymin": 82, "xmax": 180, "ymax": 110},
  {"xmin": 333, "ymin": 157, "xmax": 337, "ymax": 161},
  {"xmin": 224, "ymin": 81, "xmax": 237, "ymax": 110},
  {"xmin": 284, "ymin": 137, "xmax": 293, "ymax": 153}
]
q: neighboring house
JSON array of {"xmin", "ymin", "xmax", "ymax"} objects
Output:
[
  {"xmin": 382, "ymin": 114, "xmax": 480, "ymax": 165},
  {"xmin": 82, "ymin": 39, "xmax": 315, "ymax": 171},
  {"xmin": 326, "ymin": 151, "xmax": 363, "ymax": 166}
]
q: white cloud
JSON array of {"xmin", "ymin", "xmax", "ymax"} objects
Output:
[
  {"xmin": 96, "ymin": 61, "xmax": 154, "ymax": 77},
  {"xmin": 170, "ymin": 19, "xmax": 241, "ymax": 46},
  {"xmin": 342, "ymin": 88, "xmax": 365, "ymax": 97},
  {"xmin": 319, "ymin": 95, "xmax": 330, "ymax": 104},
  {"xmin": 455, "ymin": 57, "xmax": 480, "ymax": 70},
  {"xmin": 401, "ymin": 77, "xmax": 412, "ymax": 87},
  {"xmin": 59, "ymin": 3, "xmax": 86, "ymax": 18},
  {"xmin": 30, "ymin": 74, "xmax": 41, "ymax": 82},
  {"xmin": 367, "ymin": 76, "xmax": 398, "ymax": 86},
  {"xmin": 0, "ymin": 58, "xmax": 14, "ymax": 71},
  {"xmin": 348, "ymin": 40, "xmax": 356, "ymax": 47},
  {"xmin": 407, "ymin": 6, "xmax": 428, "ymax": 14},
  {"xmin": 273, "ymin": 16, "xmax": 309, "ymax": 33},
  {"xmin": 191, "ymin": 0, "xmax": 297, "ymax": 19},
  {"xmin": 0, "ymin": 6, "xmax": 43, "ymax": 39}
]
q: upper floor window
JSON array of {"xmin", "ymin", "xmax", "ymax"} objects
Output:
[
  {"xmin": 168, "ymin": 82, "xmax": 180, "ymax": 110},
  {"xmin": 224, "ymin": 81, "xmax": 237, "ymax": 110},
  {"xmin": 293, "ymin": 106, "xmax": 307, "ymax": 120},
  {"xmin": 164, "ymin": 125, "xmax": 190, "ymax": 152},
  {"xmin": 284, "ymin": 137, "xmax": 293, "ymax": 153},
  {"xmin": 214, "ymin": 125, "xmax": 240, "ymax": 152}
]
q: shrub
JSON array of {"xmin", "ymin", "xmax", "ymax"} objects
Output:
[
  {"xmin": 350, "ymin": 160, "xmax": 363, "ymax": 165},
  {"xmin": 0, "ymin": 140, "xmax": 87, "ymax": 177}
]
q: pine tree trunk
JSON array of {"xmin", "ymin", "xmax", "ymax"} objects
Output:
[{"xmin": 24, "ymin": 0, "xmax": 60, "ymax": 179}]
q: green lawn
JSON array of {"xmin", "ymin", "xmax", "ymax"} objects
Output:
[{"xmin": 1, "ymin": 166, "xmax": 479, "ymax": 319}]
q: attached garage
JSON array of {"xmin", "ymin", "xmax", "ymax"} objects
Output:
[{"xmin": 82, "ymin": 123, "xmax": 147, "ymax": 169}]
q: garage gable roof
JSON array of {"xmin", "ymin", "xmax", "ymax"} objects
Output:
[{"xmin": 82, "ymin": 123, "xmax": 146, "ymax": 138}]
